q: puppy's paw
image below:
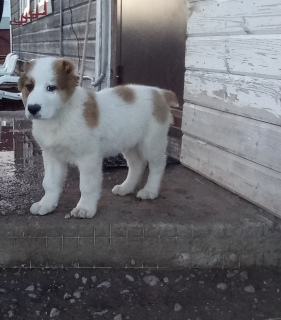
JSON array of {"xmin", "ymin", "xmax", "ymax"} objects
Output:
[
  {"xmin": 112, "ymin": 184, "xmax": 133, "ymax": 196},
  {"xmin": 136, "ymin": 189, "xmax": 158, "ymax": 200},
  {"xmin": 30, "ymin": 202, "xmax": 56, "ymax": 215},
  {"xmin": 70, "ymin": 207, "xmax": 96, "ymax": 219}
]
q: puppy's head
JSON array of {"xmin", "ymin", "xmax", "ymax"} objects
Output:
[{"xmin": 18, "ymin": 57, "xmax": 79, "ymax": 120}]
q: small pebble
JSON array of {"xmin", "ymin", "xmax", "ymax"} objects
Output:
[
  {"xmin": 217, "ymin": 283, "xmax": 228, "ymax": 291},
  {"xmin": 125, "ymin": 275, "xmax": 134, "ymax": 282},
  {"xmin": 64, "ymin": 214, "xmax": 71, "ymax": 219},
  {"xmin": 226, "ymin": 271, "xmax": 236, "ymax": 279},
  {"xmin": 175, "ymin": 275, "xmax": 183, "ymax": 283},
  {"xmin": 143, "ymin": 275, "xmax": 160, "ymax": 287},
  {"xmin": 82, "ymin": 277, "xmax": 87, "ymax": 285},
  {"xmin": 244, "ymin": 285, "xmax": 255, "ymax": 293},
  {"xmin": 0, "ymin": 288, "xmax": 7, "ymax": 293},
  {"xmin": 28, "ymin": 294, "xmax": 37, "ymax": 298},
  {"xmin": 63, "ymin": 293, "xmax": 71, "ymax": 300},
  {"xmin": 25, "ymin": 285, "xmax": 35, "ymax": 292},
  {"xmin": 130, "ymin": 259, "xmax": 136, "ymax": 266},
  {"xmin": 50, "ymin": 308, "xmax": 60, "ymax": 318},
  {"xmin": 35, "ymin": 311, "xmax": 40, "ymax": 316},
  {"xmin": 120, "ymin": 289, "xmax": 129, "ymax": 294},
  {"xmin": 174, "ymin": 303, "xmax": 182, "ymax": 312},
  {"xmin": 8, "ymin": 310, "xmax": 14, "ymax": 318},
  {"xmin": 73, "ymin": 291, "xmax": 81, "ymax": 299},
  {"xmin": 114, "ymin": 314, "xmax": 123, "ymax": 320},
  {"xmin": 94, "ymin": 310, "xmax": 108, "ymax": 316},
  {"xmin": 70, "ymin": 299, "xmax": 75, "ymax": 304},
  {"xmin": 163, "ymin": 277, "xmax": 169, "ymax": 284},
  {"xmin": 97, "ymin": 281, "xmax": 111, "ymax": 288},
  {"xmin": 91, "ymin": 276, "xmax": 97, "ymax": 283},
  {"xmin": 240, "ymin": 271, "xmax": 248, "ymax": 281},
  {"xmin": 75, "ymin": 273, "xmax": 79, "ymax": 279}
]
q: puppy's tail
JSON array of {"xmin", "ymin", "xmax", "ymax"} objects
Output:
[{"xmin": 162, "ymin": 89, "xmax": 179, "ymax": 108}]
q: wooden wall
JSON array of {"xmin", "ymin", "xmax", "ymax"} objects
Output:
[
  {"xmin": 10, "ymin": 0, "xmax": 96, "ymax": 77},
  {"xmin": 181, "ymin": 0, "xmax": 281, "ymax": 217}
]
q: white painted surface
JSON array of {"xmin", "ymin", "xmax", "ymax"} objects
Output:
[
  {"xmin": 182, "ymin": 103, "xmax": 281, "ymax": 173},
  {"xmin": 188, "ymin": 0, "xmax": 281, "ymax": 36},
  {"xmin": 186, "ymin": 35, "xmax": 281, "ymax": 79},
  {"xmin": 181, "ymin": 135, "xmax": 281, "ymax": 217},
  {"xmin": 184, "ymin": 71, "xmax": 281, "ymax": 124},
  {"xmin": 181, "ymin": 0, "xmax": 281, "ymax": 215}
]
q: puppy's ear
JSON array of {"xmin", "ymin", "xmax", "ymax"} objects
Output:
[
  {"xmin": 54, "ymin": 59, "xmax": 79, "ymax": 101},
  {"xmin": 56, "ymin": 59, "xmax": 76, "ymax": 75},
  {"xmin": 23, "ymin": 60, "xmax": 35, "ymax": 73},
  {"xmin": 18, "ymin": 72, "xmax": 26, "ymax": 91},
  {"xmin": 62, "ymin": 60, "xmax": 74, "ymax": 75}
]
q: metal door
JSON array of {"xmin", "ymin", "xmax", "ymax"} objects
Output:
[{"xmin": 116, "ymin": 0, "xmax": 187, "ymax": 106}]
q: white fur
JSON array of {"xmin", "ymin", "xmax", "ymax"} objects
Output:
[{"xmin": 25, "ymin": 57, "xmax": 172, "ymax": 218}]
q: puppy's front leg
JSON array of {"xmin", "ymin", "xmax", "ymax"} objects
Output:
[
  {"xmin": 70, "ymin": 156, "xmax": 102, "ymax": 219},
  {"xmin": 30, "ymin": 151, "xmax": 67, "ymax": 215}
]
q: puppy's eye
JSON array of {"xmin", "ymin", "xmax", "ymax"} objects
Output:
[
  {"xmin": 25, "ymin": 84, "xmax": 34, "ymax": 92},
  {"xmin": 46, "ymin": 85, "xmax": 57, "ymax": 92}
]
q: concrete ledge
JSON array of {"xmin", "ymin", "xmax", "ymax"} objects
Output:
[
  {"xmin": 1, "ymin": 164, "xmax": 281, "ymax": 268},
  {"xmin": 1, "ymin": 116, "xmax": 281, "ymax": 268}
]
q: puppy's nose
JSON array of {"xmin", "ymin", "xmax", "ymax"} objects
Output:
[{"xmin": 28, "ymin": 104, "xmax": 41, "ymax": 115}]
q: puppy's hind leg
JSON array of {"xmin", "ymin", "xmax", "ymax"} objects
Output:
[
  {"xmin": 112, "ymin": 147, "xmax": 147, "ymax": 196},
  {"xmin": 137, "ymin": 124, "xmax": 168, "ymax": 200}
]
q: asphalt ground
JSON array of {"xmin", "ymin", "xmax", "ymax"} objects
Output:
[{"xmin": 0, "ymin": 267, "xmax": 281, "ymax": 320}]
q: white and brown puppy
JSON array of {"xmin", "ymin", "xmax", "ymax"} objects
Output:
[{"xmin": 18, "ymin": 57, "xmax": 178, "ymax": 218}]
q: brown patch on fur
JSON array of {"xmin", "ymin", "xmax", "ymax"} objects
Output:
[
  {"xmin": 163, "ymin": 90, "xmax": 178, "ymax": 108},
  {"xmin": 84, "ymin": 90, "xmax": 99, "ymax": 127},
  {"xmin": 53, "ymin": 59, "xmax": 79, "ymax": 102},
  {"xmin": 152, "ymin": 90, "xmax": 170, "ymax": 123},
  {"xmin": 18, "ymin": 61, "xmax": 36, "ymax": 106},
  {"xmin": 114, "ymin": 85, "xmax": 135, "ymax": 103}
]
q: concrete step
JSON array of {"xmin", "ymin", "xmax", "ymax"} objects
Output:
[{"xmin": 1, "ymin": 116, "xmax": 281, "ymax": 268}]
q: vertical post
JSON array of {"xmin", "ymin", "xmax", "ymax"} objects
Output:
[
  {"xmin": 79, "ymin": 0, "xmax": 92, "ymax": 86},
  {"xmin": 59, "ymin": 0, "xmax": 63, "ymax": 57}
]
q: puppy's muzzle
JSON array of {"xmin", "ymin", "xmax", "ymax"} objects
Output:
[{"xmin": 28, "ymin": 104, "xmax": 41, "ymax": 116}]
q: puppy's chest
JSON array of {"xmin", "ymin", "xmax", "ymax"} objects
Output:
[{"xmin": 33, "ymin": 126, "xmax": 79, "ymax": 161}]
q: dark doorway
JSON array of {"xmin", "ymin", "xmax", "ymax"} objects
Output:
[{"xmin": 115, "ymin": 0, "xmax": 187, "ymax": 107}]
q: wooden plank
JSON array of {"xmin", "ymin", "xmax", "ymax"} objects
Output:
[
  {"xmin": 188, "ymin": 0, "xmax": 281, "ymax": 36},
  {"xmin": 184, "ymin": 71, "xmax": 281, "ymax": 126},
  {"xmin": 186, "ymin": 35, "xmax": 281, "ymax": 79},
  {"xmin": 17, "ymin": 12, "xmax": 61, "ymax": 31},
  {"xmin": 17, "ymin": 28, "xmax": 61, "ymax": 43},
  {"xmin": 16, "ymin": 42, "xmax": 61, "ymax": 55},
  {"xmin": 63, "ymin": 21, "xmax": 96, "ymax": 40},
  {"xmin": 63, "ymin": 40, "xmax": 95, "ymax": 59},
  {"xmin": 180, "ymin": 135, "xmax": 281, "ymax": 217},
  {"xmin": 182, "ymin": 103, "xmax": 281, "ymax": 173},
  {"xmin": 63, "ymin": 3, "xmax": 96, "ymax": 26},
  {"xmin": 12, "ymin": 21, "xmax": 96, "ymax": 45},
  {"xmin": 62, "ymin": 0, "xmax": 90, "ymax": 10}
]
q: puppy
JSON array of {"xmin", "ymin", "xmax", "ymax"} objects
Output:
[{"xmin": 18, "ymin": 57, "xmax": 178, "ymax": 218}]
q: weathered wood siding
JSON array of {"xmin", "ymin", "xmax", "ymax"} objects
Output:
[
  {"xmin": 181, "ymin": 0, "xmax": 281, "ymax": 217},
  {"xmin": 10, "ymin": 0, "xmax": 96, "ymax": 77}
]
